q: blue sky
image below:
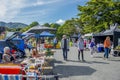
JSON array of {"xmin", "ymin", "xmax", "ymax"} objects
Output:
[{"xmin": 0, "ymin": 0, "xmax": 88, "ymax": 25}]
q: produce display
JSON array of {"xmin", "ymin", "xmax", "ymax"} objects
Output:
[
  {"xmin": 20, "ymin": 49, "xmax": 55, "ymax": 76},
  {"xmin": 115, "ymin": 45, "xmax": 120, "ymax": 50},
  {"xmin": 0, "ymin": 42, "xmax": 56, "ymax": 79},
  {"xmin": 44, "ymin": 43, "xmax": 54, "ymax": 56}
]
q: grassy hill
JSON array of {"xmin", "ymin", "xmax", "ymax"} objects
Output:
[{"xmin": 0, "ymin": 21, "xmax": 28, "ymax": 28}]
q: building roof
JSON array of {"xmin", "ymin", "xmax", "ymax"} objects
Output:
[{"xmin": 94, "ymin": 24, "xmax": 120, "ymax": 36}]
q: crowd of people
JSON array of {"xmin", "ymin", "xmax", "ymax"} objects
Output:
[
  {"xmin": 0, "ymin": 34, "xmax": 112, "ymax": 63},
  {"xmin": 61, "ymin": 35, "xmax": 112, "ymax": 62}
]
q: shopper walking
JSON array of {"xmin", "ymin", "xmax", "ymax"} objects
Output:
[
  {"xmin": 77, "ymin": 37, "xmax": 85, "ymax": 61},
  {"xmin": 89, "ymin": 38, "xmax": 96, "ymax": 57},
  {"xmin": 53, "ymin": 37, "xmax": 58, "ymax": 49},
  {"xmin": 61, "ymin": 35, "xmax": 69, "ymax": 61},
  {"xmin": 104, "ymin": 36, "xmax": 111, "ymax": 59}
]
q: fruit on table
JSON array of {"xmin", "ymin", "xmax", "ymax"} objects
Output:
[{"xmin": 115, "ymin": 46, "xmax": 120, "ymax": 50}]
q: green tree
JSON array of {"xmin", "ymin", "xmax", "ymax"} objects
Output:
[
  {"xmin": 7, "ymin": 28, "xmax": 17, "ymax": 32},
  {"xmin": 29, "ymin": 21, "xmax": 39, "ymax": 27},
  {"xmin": 49, "ymin": 23, "xmax": 61, "ymax": 38},
  {"xmin": 77, "ymin": 0, "xmax": 120, "ymax": 33},
  {"xmin": 57, "ymin": 20, "xmax": 77, "ymax": 37},
  {"xmin": 50, "ymin": 23, "xmax": 60, "ymax": 29},
  {"xmin": 20, "ymin": 21, "xmax": 39, "ymax": 32},
  {"xmin": 71, "ymin": 18, "xmax": 84, "ymax": 34},
  {"xmin": 43, "ymin": 23, "xmax": 50, "ymax": 27},
  {"xmin": 16, "ymin": 28, "xmax": 22, "ymax": 31},
  {"xmin": 7, "ymin": 28, "xmax": 13, "ymax": 32}
]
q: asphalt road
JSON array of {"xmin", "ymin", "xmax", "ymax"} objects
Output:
[{"xmin": 53, "ymin": 46, "xmax": 120, "ymax": 80}]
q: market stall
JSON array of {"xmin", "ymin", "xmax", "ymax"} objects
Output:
[
  {"xmin": 93, "ymin": 25, "xmax": 120, "ymax": 55},
  {"xmin": 20, "ymin": 50, "xmax": 57, "ymax": 80},
  {"xmin": 0, "ymin": 48, "xmax": 58, "ymax": 80}
]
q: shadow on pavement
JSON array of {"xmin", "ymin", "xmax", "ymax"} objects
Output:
[
  {"xmin": 108, "ymin": 59, "xmax": 120, "ymax": 62},
  {"xmin": 54, "ymin": 60, "xmax": 64, "ymax": 64},
  {"xmin": 54, "ymin": 65, "xmax": 96, "ymax": 78},
  {"xmin": 66, "ymin": 59, "xmax": 109, "ymax": 64},
  {"xmin": 91, "ymin": 61, "xmax": 109, "ymax": 64},
  {"xmin": 93, "ymin": 56, "xmax": 103, "ymax": 58},
  {"xmin": 67, "ymin": 60, "xmax": 80, "ymax": 62}
]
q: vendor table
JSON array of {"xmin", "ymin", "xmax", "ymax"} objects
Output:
[{"xmin": 97, "ymin": 47, "xmax": 104, "ymax": 52}]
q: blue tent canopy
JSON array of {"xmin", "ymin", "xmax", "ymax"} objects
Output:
[{"xmin": 39, "ymin": 31, "xmax": 55, "ymax": 37}]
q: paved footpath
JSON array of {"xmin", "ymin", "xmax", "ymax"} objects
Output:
[{"xmin": 53, "ymin": 46, "xmax": 120, "ymax": 80}]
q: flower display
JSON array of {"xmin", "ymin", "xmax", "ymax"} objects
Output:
[
  {"xmin": 44, "ymin": 44, "xmax": 53, "ymax": 56},
  {"xmin": 44, "ymin": 44, "xmax": 53, "ymax": 48}
]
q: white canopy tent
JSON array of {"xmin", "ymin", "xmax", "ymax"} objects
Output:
[
  {"xmin": 25, "ymin": 25, "xmax": 56, "ymax": 34},
  {"xmin": 84, "ymin": 33, "xmax": 93, "ymax": 37}
]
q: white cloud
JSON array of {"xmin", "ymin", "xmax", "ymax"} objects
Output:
[
  {"xmin": 56, "ymin": 19, "xmax": 65, "ymax": 24},
  {"xmin": 25, "ymin": 0, "xmax": 60, "ymax": 7},
  {"xmin": 0, "ymin": 0, "xmax": 61, "ymax": 22},
  {"xmin": 0, "ymin": 0, "xmax": 74, "ymax": 24},
  {"xmin": 0, "ymin": 0, "xmax": 26, "ymax": 21},
  {"xmin": 33, "ymin": 1, "xmax": 44, "ymax": 6}
]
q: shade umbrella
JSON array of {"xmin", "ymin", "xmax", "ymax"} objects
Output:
[{"xmin": 39, "ymin": 31, "xmax": 55, "ymax": 37}]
